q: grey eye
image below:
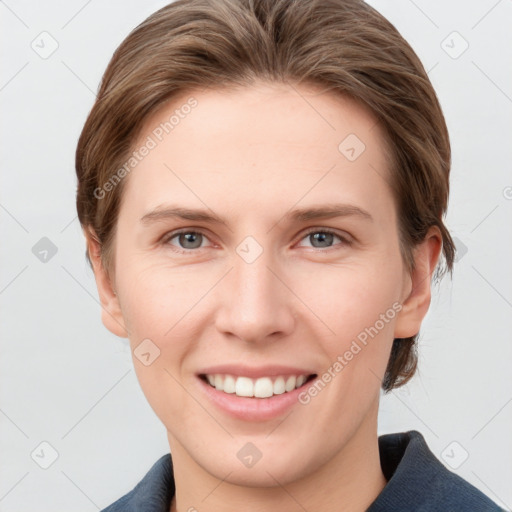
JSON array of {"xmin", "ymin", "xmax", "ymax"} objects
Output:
[
  {"xmin": 176, "ymin": 232, "xmax": 203, "ymax": 249},
  {"xmin": 309, "ymin": 232, "xmax": 335, "ymax": 248}
]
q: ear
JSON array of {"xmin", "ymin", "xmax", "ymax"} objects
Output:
[
  {"xmin": 85, "ymin": 229, "xmax": 128, "ymax": 338},
  {"xmin": 394, "ymin": 226, "xmax": 443, "ymax": 339}
]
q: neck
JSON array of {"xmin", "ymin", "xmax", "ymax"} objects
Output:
[{"xmin": 169, "ymin": 406, "xmax": 386, "ymax": 512}]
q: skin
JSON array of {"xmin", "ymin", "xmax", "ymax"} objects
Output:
[{"xmin": 87, "ymin": 82, "xmax": 441, "ymax": 512}]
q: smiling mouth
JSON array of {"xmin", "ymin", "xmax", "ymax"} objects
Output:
[{"xmin": 200, "ymin": 373, "xmax": 317, "ymax": 398}]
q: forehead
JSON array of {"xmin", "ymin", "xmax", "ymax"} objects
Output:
[
  {"xmin": 137, "ymin": 81, "xmax": 385, "ymax": 155},
  {"xmin": 124, "ymin": 82, "xmax": 394, "ymax": 221}
]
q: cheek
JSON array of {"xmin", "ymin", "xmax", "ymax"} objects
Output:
[
  {"xmin": 291, "ymin": 259, "xmax": 403, "ymax": 344},
  {"xmin": 116, "ymin": 262, "xmax": 216, "ymax": 417},
  {"xmin": 119, "ymin": 265, "xmax": 202, "ymax": 424},
  {"xmin": 289, "ymin": 258, "xmax": 403, "ymax": 405},
  {"xmin": 117, "ymin": 260, "xmax": 206, "ymax": 338}
]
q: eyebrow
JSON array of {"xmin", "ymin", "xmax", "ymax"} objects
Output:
[
  {"xmin": 140, "ymin": 206, "xmax": 227, "ymax": 226},
  {"xmin": 285, "ymin": 204, "xmax": 373, "ymax": 223},
  {"xmin": 140, "ymin": 203, "xmax": 373, "ymax": 226}
]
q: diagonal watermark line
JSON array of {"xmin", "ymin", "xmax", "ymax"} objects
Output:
[
  {"xmin": 472, "ymin": 61, "xmax": 512, "ymax": 105},
  {"xmin": 0, "ymin": 265, "xmax": 28, "ymax": 295},
  {"xmin": 471, "ymin": 266, "xmax": 512, "ymax": 308},
  {"xmin": 471, "ymin": 396, "xmax": 512, "ymax": 439},
  {"xmin": 164, "ymin": 267, "xmax": 233, "ymax": 336},
  {"xmin": 471, "ymin": 471, "xmax": 511, "ymax": 510},
  {"xmin": 471, "ymin": 0, "xmax": 504, "ymax": 30},
  {"xmin": 0, "ymin": 408, "xmax": 29, "ymax": 439},
  {"xmin": 163, "ymin": 368, "xmax": 234, "ymax": 438},
  {"xmin": 427, "ymin": 61, "xmax": 439, "ymax": 75},
  {"xmin": 61, "ymin": 60, "xmax": 97, "ymax": 97},
  {"xmin": 266, "ymin": 164, "xmax": 336, "ymax": 234},
  {"xmin": 61, "ymin": 369, "xmax": 131, "ymax": 439},
  {"xmin": 61, "ymin": 0, "xmax": 93, "ymax": 29},
  {"xmin": 200, "ymin": 470, "xmax": 233, "ymax": 502},
  {"xmin": 265, "ymin": 411, "xmax": 293, "ymax": 438},
  {"xmin": 0, "ymin": 202, "xmax": 29, "ymax": 232},
  {"xmin": 266, "ymin": 471, "xmax": 310, "ymax": 511},
  {"xmin": 286, "ymin": 80, "xmax": 336, "ymax": 131},
  {"xmin": 470, "ymin": 204, "xmax": 499, "ymax": 233},
  {"xmin": 60, "ymin": 265, "xmax": 130, "ymax": 335},
  {"xmin": 0, "ymin": 62, "xmax": 29, "ymax": 92},
  {"xmin": 266, "ymin": 266, "xmax": 336, "ymax": 334},
  {"xmin": 0, "ymin": 1, "xmax": 29, "ymax": 28},
  {"xmin": 163, "ymin": 163, "xmax": 233, "ymax": 233},
  {"xmin": 0, "ymin": 472, "xmax": 29, "ymax": 502},
  {"xmin": 367, "ymin": 162, "xmax": 388, "ymax": 185},
  {"xmin": 61, "ymin": 471, "xmax": 100, "ymax": 509},
  {"xmin": 407, "ymin": 0, "xmax": 439, "ymax": 28},
  {"xmin": 390, "ymin": 390, "xmax": 439, "ymax": 438},
  {"xmin": 60, "ymin": 215, "xmax": 77, "ymax": 233}
]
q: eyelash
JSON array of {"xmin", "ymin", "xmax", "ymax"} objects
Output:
[{"xmin": 161, "ymin": 227, "xmax": 352, "ymax": 254}]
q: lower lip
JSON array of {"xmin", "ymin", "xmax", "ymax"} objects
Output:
[{"xmin": 197, "ymin": 376, "xmax": 313, "ymax": 421}]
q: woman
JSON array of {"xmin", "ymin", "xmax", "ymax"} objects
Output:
[{"xmin": 75, "ymin": 0, "xmax": 504, "ymax": 510}]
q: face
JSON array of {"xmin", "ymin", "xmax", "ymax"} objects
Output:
[{"xmin": 92, "ymin": 82, "xmax": 431, "ymax": 487}]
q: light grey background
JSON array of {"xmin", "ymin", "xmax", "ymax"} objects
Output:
[{"xmin": 1, "ymin": 0, "xmax": 511, "ymax": 510}]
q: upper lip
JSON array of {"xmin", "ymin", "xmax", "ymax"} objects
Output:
[{"xmin": 197, "ymin": 365, "xmax": 317, "ymax": 379}]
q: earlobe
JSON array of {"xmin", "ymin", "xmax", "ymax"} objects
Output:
[
  {"xmin": 85, "ymin": 229, "xmax": 128, "ymax": 338},
  {"xmin": 394, "ymin": 226, "xmax": 443, "ymax": 339}
]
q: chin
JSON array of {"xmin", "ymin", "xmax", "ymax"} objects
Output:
[{"xmin": 206, "ymin": 453, "xmax": 312, "ymax": 489}]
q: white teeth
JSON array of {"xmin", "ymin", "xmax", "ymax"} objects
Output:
[
  {"xmin": 296, "ymin": 375, "xmax": 306, "ymax": 387},
  {"xmin": 223, "ymin": 375, "xmax": 236, "ymax": 394},
  {"xmin": 205, "ymin": 373, "xmax": 310, "ymax": 398},
  {"xmin": 235, "ymin": 377, "xmax": 254, "ymax": 397},
  {"xmin": 285, "ymin": 376, "xmax": 296, "ymax": 392},
  {"xmin": 254, "ymin": 377, "xmax": 273, "ymax": 398},
  {"xmin": 214, "ymin": 374, "xmax": 224, "ymax": 391},
  {"xmin": 273, "ymin": 376, "xmax": 285, "ymax": 395}
]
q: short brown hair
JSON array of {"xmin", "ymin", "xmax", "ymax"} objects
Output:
[{"xmin": 75, "ymin": 0, "xmax": 455, "ymax": 392}]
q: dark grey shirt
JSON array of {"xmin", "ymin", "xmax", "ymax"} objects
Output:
[{"xmin": 101, "ymin": 430, "xmax": 504, "ymax": 511}]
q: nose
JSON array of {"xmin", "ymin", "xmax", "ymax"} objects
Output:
[{"xmin": 214, "ymin": 250, "xmax": 296, "ymax": 345}]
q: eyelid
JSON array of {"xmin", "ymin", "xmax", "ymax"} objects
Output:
[
  {"xmin": 161, "ymin": 226, "xmax": 352, "ymax": 253},
  {"xmin": 161, "ymin": 228, "xmax": 215, "ymax": 252},
  {"xmin": 295, "ymin": 227, "xmax": 353, "ymax": 248}
]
